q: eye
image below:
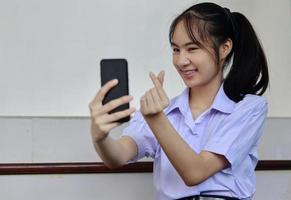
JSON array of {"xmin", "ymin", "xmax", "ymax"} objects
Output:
[
  {"xmin": 172, "ymin": 47, "xmax": 180, "ymax": 53},
  {"xmin": 188, "ymin": 47, "xmax": 198, "ymax": 52}
]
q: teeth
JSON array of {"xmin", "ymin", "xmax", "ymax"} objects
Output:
[
  {"xmin": 184, "ymin": 71, "xmax": 193, "ymax": 75},
  {"xmin": 181, "ymin": 69, "xmax": 197, "ymax": 74}
]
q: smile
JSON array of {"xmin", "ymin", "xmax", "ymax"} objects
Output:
[{"xmin": 180, "ymin": 69, "xmax": 198, "ymax": 78}]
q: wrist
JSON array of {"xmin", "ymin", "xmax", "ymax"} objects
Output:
[
  {"xmin": 143, "ymin": 111, "xmax": 165, "ymax": 121},
  {"xmin": 93, "ymin": 133, "xmax": 109, "ymax": 144}
]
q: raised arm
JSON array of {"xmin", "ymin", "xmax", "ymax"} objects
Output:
[{"xmin": 89, "ymin": 79, "xmax": 137, "ymax": 169}]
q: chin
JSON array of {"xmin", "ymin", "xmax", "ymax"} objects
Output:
[{"xmin": 183, "ymin": 79, "xmax": 200, "ymax": 88}]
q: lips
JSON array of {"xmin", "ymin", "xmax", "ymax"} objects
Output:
[{"xmin": 180, "ymin": 69, "xmax": 198, "ymax": 79}]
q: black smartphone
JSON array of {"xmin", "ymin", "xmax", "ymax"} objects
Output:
[{"xmin": 100, "ymin": 58, "xmax": 130, "ymax": 123}]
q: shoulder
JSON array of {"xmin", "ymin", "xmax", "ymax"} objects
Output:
[
  {"xmin": 233, "ymin": 94, "xmax": 268, "ymax": 116},
  {"xmin": 236, "ymin": 94, "xmax": 267, "ymax": 108}
]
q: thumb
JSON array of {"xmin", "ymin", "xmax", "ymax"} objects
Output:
[{"xmin": 157, "ymin": 70, "xmax": 165, "ymax": 86}]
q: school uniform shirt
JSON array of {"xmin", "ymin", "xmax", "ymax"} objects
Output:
[{"xmin": 122, "ymin": 85, "xmax": 268, "ymax": 200}]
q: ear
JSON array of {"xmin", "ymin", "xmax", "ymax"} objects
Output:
[{"xmin": 219, "ymin": 38, "xmax": 233, "ymax": 61}]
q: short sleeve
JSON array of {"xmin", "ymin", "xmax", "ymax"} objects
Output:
[
  {"xmin": 204, "ymin": 96, "xmax": 268, "ymax": 170},
  {"xmin": 121, "ymin": 111, "xmax": 158, "ymax": 162}
]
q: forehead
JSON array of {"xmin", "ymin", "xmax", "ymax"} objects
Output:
[
  {"xmin": 171, "ymin": 19, "xmax": 213, "ymax": 49},
  {"xmin": 172, "ymin": 21, "xmax": 193, "ymax": 45}
]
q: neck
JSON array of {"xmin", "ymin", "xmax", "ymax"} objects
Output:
[{"xmin": 189, "ymin": 75, "xmax": 222, "ymax": 111}]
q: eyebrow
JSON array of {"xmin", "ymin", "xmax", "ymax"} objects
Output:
[{"xmin": 170, "ymin": 42, "xmax": 197, "ymax": 48}]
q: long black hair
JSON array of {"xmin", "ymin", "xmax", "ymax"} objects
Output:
[{"xmin": 169, "ymin": 2, "xmax": 269, "ymax": 102}]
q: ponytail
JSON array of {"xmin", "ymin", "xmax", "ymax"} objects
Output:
[{"xmin": 223, "ymin": 12, "xmax": 269, "ymax": 102}]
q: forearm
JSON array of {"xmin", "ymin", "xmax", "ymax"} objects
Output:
[
  {"xmin": 93, "ymin": 136, "xmax": 128, "ymax": 169},
  {"xmin": 144, "ymin": 113, "xmax": 205, "ymax": 185}
]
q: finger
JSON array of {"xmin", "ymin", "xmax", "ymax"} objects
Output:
[
  {"xmin": 90, "ymin": 106, "xmax": 105, "ymax": 117},
  {"xmin": 102, "ymin": 107, "xmax": 136, "ymax": 123},
  {"xmin": 149, "ymin": 72, "xmax": 162, "ymax": 89},
  {"xmin": 98, "ymin": 122, "xmax": 121, "ymax": 134},
  {"xmin": 100, "ymin": 95, "xmax": 133, "ymax": 115},
  {"xmin": 91, "ymin": 107, "xmax": 135, "ymax": 128},
  {"xmin": 91, "ymin": 95, "xmax": 132, "ymax": 116},
  {"xmin": 149, "ymin": 72, "xmax": 168, "ymax": 100},
  {"xmin": 149, "ymin": 88, "xmax": 163, "ymax": 112},
  {"xmin": 91, "ymin": 79, "xmax": 118, "ymax": 106},
  {"xmin": 140, "ymin": 95, "xmax": 147, "ymax": 114},
  {"xmin": 104, "ymin": 122, "xmax": 121, "ymax": 131},
  {"xmin": 157, "ymin": 70, "xmax": 165, "ymax": 86},
  {"xmin": 150, "ymin": 88, "xmax": 162, "ymax": 105},
  {"xmin": 145, "ymin": 91, "xmax": 155, "ymax": 113},
  {"xmin": 91, "ymin": 114, "xmax": 119, "ymax": 136}
]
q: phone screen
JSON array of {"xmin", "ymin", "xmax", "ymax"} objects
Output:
[{"xmin": 100, "ymin": 59, "xmax": 130, "ymax": 123}]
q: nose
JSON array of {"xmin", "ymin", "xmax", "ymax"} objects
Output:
[{"xmin": 175, "ymin": 51, "xmax": 190, "ymax": 67}]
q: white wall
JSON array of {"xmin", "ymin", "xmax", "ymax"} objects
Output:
[{"xmin": 0, "ymin": 0, "xmax": 290, "ymax": 117}]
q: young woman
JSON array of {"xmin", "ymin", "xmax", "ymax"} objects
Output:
[{"xmin": 89, "ymin": 2, "xmax": 269, "ymax": 200}]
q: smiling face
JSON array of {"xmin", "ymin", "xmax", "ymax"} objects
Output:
[{"xmin": 171, "ymin": 21, "xmax": 224, "ymax": 90}]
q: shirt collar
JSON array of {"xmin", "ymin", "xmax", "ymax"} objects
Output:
[
  {"xmin": 211, "ymin": 85, "xmax": 236, "ymax": 114},
  {"xmin": 164, "ymin": 88, "xmax": 189, "ymax": 115},
  {"xmin": 165, "ymin": 85, "xmax": 235, "ymax": 115}
]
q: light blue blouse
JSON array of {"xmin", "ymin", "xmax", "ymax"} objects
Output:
[{"xmin": 122, "ymin": 86, "xmax": 268, "ymax": 200}]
